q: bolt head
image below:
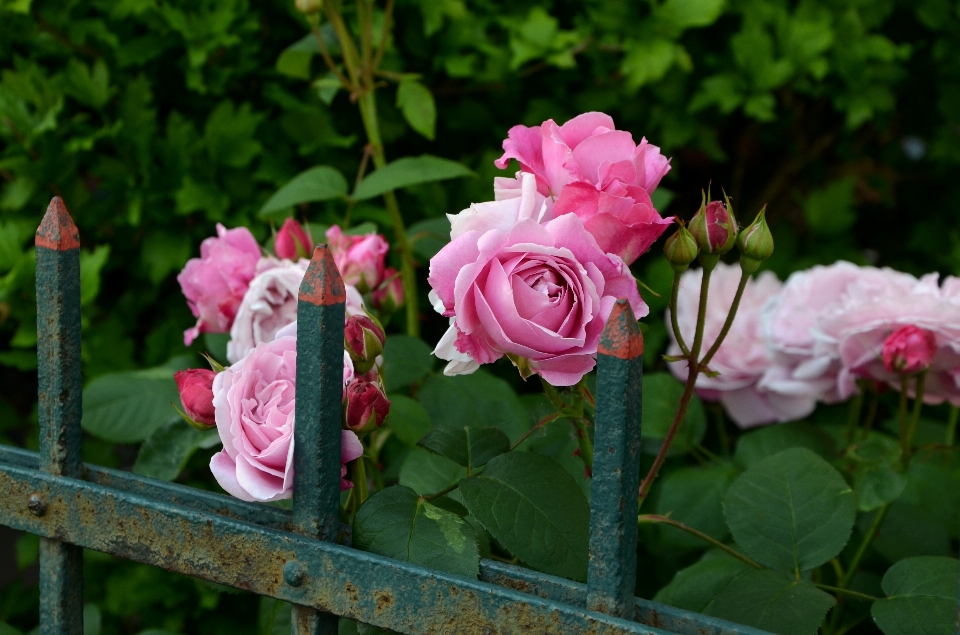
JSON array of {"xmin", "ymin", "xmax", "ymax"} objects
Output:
[
  {"xmin": 27, "ymin": 494, "xmax": 46, "ymax": 517},
  {"xmin": 283, "ymin": 561, "xmax": 306, "ymax": 587}
]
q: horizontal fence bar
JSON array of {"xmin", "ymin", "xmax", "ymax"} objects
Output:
[
  {"xmin": 0, "ymin": 446, "xmax": 767, "ymax": 635},
  {"xmin": 0, "ymin": 461, "xmax": 666, "ymax": 635}
]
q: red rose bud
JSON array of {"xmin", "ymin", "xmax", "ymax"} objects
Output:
[
  {"xmin": 344, "ymin": 378, "xmax": 391, "ymax": 436},
  {"xmin": 174, "ymin": 369, "xmax": 216, "ymax": 427},
  {"xmin": 344, "ymin": 314, "xmax": 385, "ymax": 374},
  {"xmin": 882, "ymin": 325, "xmax": 937, "ymax": 374},
  {"xmin": 736, "ymin": 206, "xmax": 774, "ymax": 274},
  {"xmin": 373, "ymin": 268, "xmax": 404, "ymax": 312},
  {"xmin": 663, "ymin": 223, "xmax": 699, "ymax": 273},
  {"xmin": 689, "ymin": 191, "xmax": 737, "ymax": 269},
  {"xmin": 274, "ymin": 218, "xmax": 311, "ymax": 260}
]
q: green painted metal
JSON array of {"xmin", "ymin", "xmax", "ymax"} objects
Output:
[
  {"xmin": 292, "ymin": 245, "xmax": 346, "ymax": 635},
  {"xmin": 0, "ymin": 198, "xmax": 778, "ymax": 635},
  {"xmin": 34, "ymin": 197, "xmax": 84, "ymax": 635},
  {"xmin": 589, "ymin": 300, "xmax": 644, "ymax": 618}
]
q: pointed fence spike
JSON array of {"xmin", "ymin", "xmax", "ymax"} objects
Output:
[
  {"xmin": 292, "ymin": 244, "xmax": 345, "ymax": 635},
  {"xmin": 35, "ymin": 196, "xmax": 84, "ymax": 635},
  {"xmin": 588, "ymin": 299, "xmax": 643, "ymax": 619}
]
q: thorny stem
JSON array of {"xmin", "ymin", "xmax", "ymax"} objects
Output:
[
  {"xmin": 670, "ymin": 272, "xmax": 690, "ymax": 357},
  {"xmin": 638, "ymin": 515, "xmax": 762, "ymax": 569},
  {"xmin": 700, "ymin": 268, "xmax": 747, "ymax": 367}
]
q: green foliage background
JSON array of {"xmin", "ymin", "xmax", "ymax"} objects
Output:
[{"xmin": 2, "ymin": 0, "xmax": 960, "ymax": 633}]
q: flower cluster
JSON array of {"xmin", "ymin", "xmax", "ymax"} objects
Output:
[
  {"xmin": 175, "ymin": 220, "xmax": 396, "ymax": 501},
  {"xmin": 668, "ymin": 261, "xmax": 960, "ymax": 428},
  {"xmin": 429, "ymin": 112, "xmax": 672, "ymax": 386}
]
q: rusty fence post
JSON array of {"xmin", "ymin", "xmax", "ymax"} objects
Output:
[
  {"xmin": 291, "ymin": 245, "xmax": 347, "ymax": 635},
  {"xmin": 35, "ymin": 197, "xmax": 85, "ymax": 635},
  {"xmin": 588, "ymin": 299, "xmax": 644, "ymax": 619}
]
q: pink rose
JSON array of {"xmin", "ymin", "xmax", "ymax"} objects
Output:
[
  {"xmin": 325, "ymin": 225, "xmax": 389, "ymax": 291},
  {"xmin": 274, "ymin": 218, "xmax": 312, "ymax": 260},
  {"xmin": 667, "ymin": 263, "xmax": 813, "ymax": 428},
  {"xmin": 814, "ymin": 270, "xmax": 960, "ymax": 404},
  {"xmin": 448, "ymin": 173, "xmax": 552, "ymax": 240},
  {"xmin": 494, "ymin": 112, "xmax": 673, "ymax": 264},
  {"xmin": 209, "ymin": 325, "xmax": 362, "ymax": 502},
  {"xmin": 178, "ymin": 224, "xmax": 262, "ymax": 346},
  {"xmin": 227, "ymin": 258, "xmax": 309, "ymax": 363},
  {"xmin": 174, "ymin": 368, "xmax": 216, "ymax": 427},
  {"xmin": 372, "ymin": 267, "xmax": 404, "ymax": 311},
  {"xmin": 428, "ymin": 214, "xmax": 644, "ymax": 386},
  {"xmin": 883, "ymin": 326, "xmax": 937, "ymax": 374}
]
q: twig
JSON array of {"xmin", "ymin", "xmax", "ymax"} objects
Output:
[{"xmin": 638, "ymin": 515, "xmax": 762, "ymax": 569}]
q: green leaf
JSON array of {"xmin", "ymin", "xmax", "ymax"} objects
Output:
[
  {"xmin": 385, "ymin": 395, "xmax": 432, "ymax": 447},
  {"xmin": 723, "ymin": 448, "xmax": 856, "ymax": 574},
  {"xmin": 258, "ymin": 166, "xmax": 348, "ymax": 216},
  {"xmin": 862, "ymin": 501, "xmax": 951, "ymax": 562},
  {"xmin": 258, "ymin": 597, "xmax": 291, "ymax": 635},
  {"xmin": 353, "ymin": 485, "xmax": 479, "ymax": 578},
  {"xmin": 352, "ymin": 155, "xmax": 474, "ymax": 202},
  {"xmin": 204, "ymin": 100, "xmax": 264, "ymax": 169},
  {"xmin": 63, "ymin": 59, "xmax": 112, "ymax": 109},
  {"xmin": 621, "ymin": 39, "xmax": 676, "ymax": 91},
  {"xmin": 655, "ymin": 0, "xmax": 725, "ymax": 30},
  {"xmin": 399, "ymin": 448, "xmax": 465, "ymax": 496},
  {"xmin": 705, "ymin": 570, "xmax": 835, "ymax": 635},
  {"xmin": 80, "ymin": 245, "xmax": 111, "ymax": 307},
  {"xmin": 855, "ymin": 464, "xmax": 906, "ymax": 512},
  {"xmin": 641, "ymin": 372, "xmax": 706, "ymax": 456},
  {"xmin": 418, "ymin": 371, "xmax": 529, "ymax": 442},
  {"xmin": 0, "ymin": 622, "xmax": 23, "ymax": 635},
  {"xmin": 82, "ymin": 367, "xmax": 182, "ymax": 444},
  {"xmin": 396, "ymin": 81, "xmax": 436, "ymax": 140},
  {"xmin": 734, "ymin": 422, "xmax": 834, "ymax": 469},
  {"xmin": 803, "ymin": 177, "xmax": 857, "ymax": 236},
  {"xmin": 871, "ymin": 556, "xmax": 959, "ymax": 635},
  {"xmin": 418, "ymin": 425, "xmax": 511, "ymax": 471},
  {"xmin": 653, "ymin": 551, "xmax": 752, "ymax": 612},
  {"xmin": 408, "ymin": 216, "xmax": 451, "ymax": 261},
  {"xmin": 654, "ymin": 464, "xmax": 739, "ymax": 548},
  {"xmin": 133, "ymin": 419, "xmax": 219, "ymax": 481},
  {"xmin": 83, "ymin": 603, "xmax": 102, "ymax": 635},
  {"xmin": 382, "ymin": 335, "xmax": 434, "ymax": 392},
  {"xmin": 459, "ymin": 452, "xmax": 589, "ymax": 581}
]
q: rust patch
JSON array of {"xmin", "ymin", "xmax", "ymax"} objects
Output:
[
  {"xmin": 298, "ymin": 245, "xmax": 346, "ymax": 306},
  {"xmin": 344, "ymin": 582, "xmax": 359, "ymax": 604},
  {"xmin": 36, "ymin": 197, "xmax": 80, "ymax": 251},
  {"xmin": 374, "ymin": 591, "xmax": 394, "ymax": 612},
  {"xmin": 598, "ymin": 299, "xmax": 643, "ymax": 359}
]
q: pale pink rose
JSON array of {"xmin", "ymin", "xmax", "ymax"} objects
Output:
[
  {"xmin": 178, "ymin": 224, "xmax": 262, "ymax": 345},
  {"xmin": 428, "ymin": 214, "xmax": 644, "ymax": 386},
  {"xmin": 227, "ymin": 258, "xmax": 308, "ymax": 363},
  {"xmin": 813, "ymin": 270, "xmax": 960, "ymax": 404},
  {"xmin": 667, "ymin": 263, "xmax": 811, "ymax": 428},
  {"xmin": 325, "ymin": 226, "xmax": 389, "ymax": 290},
  {"xmin": 495, "ymin": 112, "xmax": 673, "ymax": 264},
  {"xmin": 448, "ymin": 173, "xmax": 552, "ymax": 240},
  {"xmin": 209, "ymin": 325, "xmax": 361, "ymax": 502}
]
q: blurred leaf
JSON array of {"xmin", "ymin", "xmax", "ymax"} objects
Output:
[
  {"xmin": 656, "ymin": 0, "xmax": 726, "ymax": 30},
  {"xmin": 133, "ymin": 419, "xmax": 219, "ymax": 481},
  {"xmin": 871, "ymin": 556, "xmax": 958, "ymax": 635},
  {"xmin": 352, "ymin": 156, "xmax": 474, "ymax": 201},
  {"xmin": 204, "ymin": 100, "xmax": 264, "ymax": 168},
  {"xmin": 622, "ymin": 39, "xmax": 676, "ymax": 91},
  {"xmin": 258, "ymin": 597, "xmax": 291, "ymax": 635},
  {"xmin": 734, "ymin": 422, "xmax": 834, "ymax": 469},
  {"xmin": 258, "ymin": 166, "xmax": 348, "ymax": 216},
  {"xmin": 382, "ymin": 335, "xmax": 434, "ymax": 392},
  {"xmin": 396, "ymin": 81, "xmax": 436, "ymax": 140},
  {"xmin": 802, "ymin": 177, "xmax": 857, "ymax": 236},
  {"xmin": 654, "ymin": 551, "xmax": 753, "ymax": 612},
  {"xmin": 705, "ymin": 570, "xmax": 834, "ymax": 635},
  {"xmin": 418, "ymin": 425, "xmax": 510, "ymax": 470},
  {"xmin": 723, "ymin": 448, "xmax": 856, "ymax": 574},
  {"xmin": 63, "ymin": 59, "xmax": 112, "ymax": 109},
  {"xmin": 83, "ymin": 604, "xmax": 102, "ymax": 635},
  {"xmin": 80, "ymin": 245, "xmax": 111, "ymax": 306},
  {"xmin": 386, "ymin": 395, "xmax": 432, "ymax": 447},
  {"xmin": 408, "ymin": 216, "xmax": 451, "ymax": 261},
  {"xmin": 460, "ymin": 452, "xmax": 589, "ymax": 581},
  {"xmin": 354, "ymin": 485, "xmax": 479, "ymax": 578},
  {"xmin": 641, "ymin": 372, "xmax": 706, "ymax": 456}
]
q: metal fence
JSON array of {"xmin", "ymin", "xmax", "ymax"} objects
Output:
[{"xmin": 0, "ymin": 198, "xmax": 767, "ymax": 635}]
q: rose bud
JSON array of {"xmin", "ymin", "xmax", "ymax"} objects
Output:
[
  {"xmin": 274, "ymin": 218, "xmax": 311, "ymax": 261},
  {"xmin": 663, "ymin": 223, "xmax": 699, "ymax": 273},
  {"xmin": 737, "ymin": 206, "xmax": 774, "ymax": 274},
  {"xmin": 343, "ymin": 378, "xmax": 391, "ymax": 436},
  {"xmin": 295, "ymin": 0, "xmax": 321, "ymax": 14},
  {"xmin": 689, "ymin": 191, "xmax": 737, "ymax": 270},
  {"xmin": 882, "ymin": 325, "xmax": 937, "ymax": 374},
  {"xmin": 373, "ymin": 268, "xmax": 404, "ymax": 312},
  {"xmin": 174, "ymin": 369, "xmax": 216, "ymax": 428},
  {"xmin": 344, "ymin": 314, "xmax": 386, "ymax": 374}
]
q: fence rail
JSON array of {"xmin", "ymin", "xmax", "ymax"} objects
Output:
[{"xmin": 0, "ymin": 198, "xmax": 769, "ymax": 635}]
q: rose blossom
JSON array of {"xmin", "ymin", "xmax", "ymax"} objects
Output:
[
  {"xmin": 428, "ymin": 213, "xmax": 644, "ymax": 386},
  {"xmin": 325, "ymin": 225, "xmax": 389, "ymax": 290},
  {"xmin": 178, "ymin": 224, "xmax": 262, "ymax": 345},
  {"xmin": 667, "ymin": 263, "xmax": 813, "ymax": 428},
  {"xmin": 209, "ymin": 323, "xmax": 362, "ymax": 502},
  {"xmin": 174, "ymin": 369, "xmax": 216, "ymax": 426},
  {"xmin": 813, "ymin": 270, "xmax": 960, "ymax": 404},
  {"xmin": 494, "ymin": 112, "xmax": 673, "ymax": 264},
  {"xmin": 447, "ymin": 172, "xmax": 552, "ymax": 240}
]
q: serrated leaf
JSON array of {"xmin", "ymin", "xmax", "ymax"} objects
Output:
[
  {"xmin": 418, "ymin": 425, "xmax": 510, "ymax": 471},
  {"xmin": 399, "ymin": 448, "xmax": 465, "ymax": 496},
  {"xmin": 641, "ymin": 372, "xmax": 706, "ymax": 456},
  {"xmin": 855, "ymin": 465, "xmax": 906, "ymax": 512},
  {"xmin": 418, "ymin": 371, "xmax": 529, "ymax": 442},
  {"xmin": 353, "ymin": 485, "xmax": 479, "ymax": 578},
  {"xmin": 258, "ymin": 166, "xmax": 348, "ymax": 216},
  {"xmin": 459, "ymin": 452, "xmax": 589, "ymax": 581},
  {"xmin": 133, "ymin": 419, "xmax": 219, "ymax": 481},
  {"xmin": 386, "ymin": 395, "xmax": 432, "ymax": 447},
  {"xmin": 82, "ymin": 367, "xmax": 184, "ymax": 443},
  {"xmin": 871, "ymin": 556, "xmax": 958, "ymax": 635},
  {"xmin": 383, "ymin": 335, "xmax": 434, "ymax": 392},
  {"xmin": 396, "ymin": 81, "xmax": 436, "ymax": 140},
  {"xmin": 723, "ymin": 448, "xmax": 856, "ymax": 574},
  {"xmin": 654, "ymin": 464, "xmax": 739, "ymax": 548},
  {"xmin": 705, "ymin": 570, "xmax": 835, "ymax": 635},
  {"xmin": 351, "ymin": 155, "xmax": 474, "ymax": 202}
]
